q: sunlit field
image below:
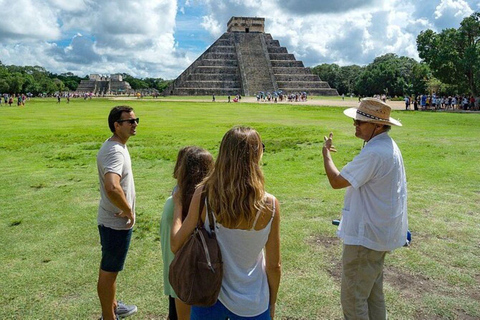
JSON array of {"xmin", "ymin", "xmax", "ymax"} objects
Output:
[{"xmin": 1, "ymin": 97, "xmax": 479, "ymax": 319}]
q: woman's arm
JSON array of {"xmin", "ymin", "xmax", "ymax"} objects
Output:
[
  {"xmin": 265, "ymin": 197, "xmax": 281, "ymax": 319},
  {"xmin": 170, "ymin": 186, "xmax": 203, "ymax": 253}
]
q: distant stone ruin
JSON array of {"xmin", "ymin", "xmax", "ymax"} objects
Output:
[
  {"xmin": 76, "ymin": 74, "xmax": 133, "ymax": 95},
  {"xmin": 164, "ymin": 17, "xmax": 338, "ymax": 96}
]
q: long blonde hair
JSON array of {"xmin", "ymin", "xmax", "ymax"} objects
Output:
[{"xmin": 203, "ymin": 126, "xmax": 265, "ymax": 227}]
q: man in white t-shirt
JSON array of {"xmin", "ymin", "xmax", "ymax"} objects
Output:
[
  {"xmin": 96, "ymin": 106, "xmax": 139, "ymax": 320},
  {"xmin": 322, "ymin": 98, "xmax": 408, "ymax": 320}
]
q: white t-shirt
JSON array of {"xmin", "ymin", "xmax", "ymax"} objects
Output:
[
  {"xmin": 97, "ymin": 139, "xmax": 136, "ymax": 230},
  {"xmin": 338, "ymin": 132, "xmax": 408, "ymax": 251}
]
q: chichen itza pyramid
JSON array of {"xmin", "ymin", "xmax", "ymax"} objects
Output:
[{"xmin": 164, "ymin": 17, "xmax": 338, "ymax": 96}]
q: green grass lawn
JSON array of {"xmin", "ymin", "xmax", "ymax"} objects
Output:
[{"xmin": 1, "ymin": 97, "xmax": 479, "ymax": 319}]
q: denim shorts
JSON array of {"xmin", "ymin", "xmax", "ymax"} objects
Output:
[
  {"xmin": 191, "ymin": 300, "xmax": 270, "ymax": 320},
  {"xmin": 98, "ymin": 225, "xmax": 132, "ymax": 272}
]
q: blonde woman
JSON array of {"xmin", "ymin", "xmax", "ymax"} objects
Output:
[{"xmin": 171, "ymin": 126, "xmax": 281, "ymax": 320}]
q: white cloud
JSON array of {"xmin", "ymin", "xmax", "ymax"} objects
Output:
[
  {"xmin": 0, "ymin": 0, "xmax": 479, "ymax": 80},
  {"xmin": 201, "ymin": 15, "xmax": 223, "ymax": 37},
  {"xmin": 49, "ymin": 0, "xmax": 89, "ymax": 12},
  {"xmin": 0, "ymin": 0, "xmax": 61, "ymax": 41},
  {"xmin": 434, "ymin": 0, "xmax": 474, "ymax": 29}
]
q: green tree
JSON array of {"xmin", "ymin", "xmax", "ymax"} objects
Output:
[
  {"xmin": 9, "ymin": 72, "xmax": 25, "ymax": 94},
  {"xmin": 121, "ymin": 74, "xmax": 149, "ymax": 90},
  {"xmin": 417, "ymin": 12, "xmax": 480, "ymax": 95},
  {"xmin": 311, "ymin": 64, "xmax": 341, "ymax": 91},
  {"xmin": 0, "ymin": 79, "xmax": 9, "ymax": 93},
  {"xmin": 355, "ymin": 53, "xmax": 427, "ymax": 97},
  {"xmin": 337, "ymin": 65, "xmax": 363, "ymax": 95},
  {"xmin": 55, "ymin": 73, "xmax": 84, "ymax": 91}
]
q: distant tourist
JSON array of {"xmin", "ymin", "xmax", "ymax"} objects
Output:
[
  {"xmin": 96, "ymin": 106, "xmax": 139, "ymax": 320},
  {"xmin": 421, "ymin": 94, "xmax": 427, "ymax": 110},
  {"xmin": 322, "ymin": 98, "xmax": 408, "ymax": 320}
]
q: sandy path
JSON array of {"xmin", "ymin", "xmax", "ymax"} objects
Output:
[{"xmin": 109, "ymin": 96, "xmax": 407, "ymax": 110}]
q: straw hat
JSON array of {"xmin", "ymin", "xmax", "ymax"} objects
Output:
[{"xmin": 343, "ymin": 97, "xmax": 402, "ymax": 126}]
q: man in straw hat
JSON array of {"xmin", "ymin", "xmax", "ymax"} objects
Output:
[{"xmin": 322, "ymin": 98, "xmax": 408, "ymax": 319}]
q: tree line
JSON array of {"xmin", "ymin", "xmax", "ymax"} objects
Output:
[
  {"xmin": 311, "ymin": 54, "xmax": 429, "ymax": 97},
  {"xmin": 0, "ymin": 62, "xmax": 172, "ymax": 96},
  {"xmin": 312, "ymin": 12, "xmax": 480, "ymax": 97}
]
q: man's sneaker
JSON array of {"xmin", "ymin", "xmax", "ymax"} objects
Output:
[{"xmin": 115, "ymin": 301, "xmax": 137, "ymax": 318}]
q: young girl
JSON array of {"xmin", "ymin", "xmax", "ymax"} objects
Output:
[
  {"xmin": 160, "ymin": 146, "xmax": 214, "ymax": 320},
  {"xmin": 171, "ymin": 126, "xmax": 281, "ymax": 320}
]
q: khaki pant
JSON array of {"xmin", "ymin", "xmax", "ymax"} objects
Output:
[{"xmin": 341, "ymin": 245, "xmax": 387, "ymax": 320}]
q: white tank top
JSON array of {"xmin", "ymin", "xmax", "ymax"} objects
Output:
[{"xmin": 204, "ymin": 194, "xmax": 276, "ymax": 317}]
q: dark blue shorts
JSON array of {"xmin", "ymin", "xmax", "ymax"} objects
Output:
[
  {"xmin": 191, "ymin": 300, "xmax": 270, "ymax": 320},
  {"xmin": 98, "ymin": 225, "xmax": 132, "ymax": 272}
]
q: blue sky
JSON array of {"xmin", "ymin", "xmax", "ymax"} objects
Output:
[{"xmin": 0, "ymin": 0, "xmax": 478, "ymax": 79}]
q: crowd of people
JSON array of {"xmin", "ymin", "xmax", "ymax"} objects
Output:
[
  {"xmin": 0, "ymin": 91, "xmax": 166, "ymax": 105},
  {"xmin": 96, "ymin": 98, "xmax": 408, "ymax": 320},
  {"xmin": 0, "ymin": 93, "xmax": 29, "ymax": 106},
  {"xmin": 404, "ymin": 94, "xmax": 480, "ymax": 111},
  {"xmin": 256, "ymin": 91, "xmax": 308, "ymax": 103}
]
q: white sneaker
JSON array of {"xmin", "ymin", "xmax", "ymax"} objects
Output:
[{"xmin": 116, "ymin": 301, "xmax": 137, "ymax": 318}]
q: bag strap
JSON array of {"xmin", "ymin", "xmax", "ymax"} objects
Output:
[
  {"xmin": 206, "ymin": 199, "xmax": 216, "ymax": 234},
  {"xmin": 197, "ymin": 186, "xmax": 216, "ymax": 234},
  {"xmin": 200, "ymin": 188, "xmax": 216, "ymax": 234},
  {"xmin": 197, "ymin": 187, "xmax": 207, "ymax": 228}
]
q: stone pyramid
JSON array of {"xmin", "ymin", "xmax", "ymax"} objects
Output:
[{"xmin": 164, "ymin": 17, "xmax": 338, "ymax": 96}]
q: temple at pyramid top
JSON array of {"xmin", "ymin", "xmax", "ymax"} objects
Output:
[
  {"xmin": 227, "ymin": 17, "xmax": 265, "ymax": 33},
  {"xmin": 164, "ymin": 17, "xmax": 338, "ymax": 96}
]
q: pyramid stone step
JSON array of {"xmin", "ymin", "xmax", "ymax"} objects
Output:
[
  {"xmin": 269, "ymin": 53, "xmax": 296, "ymax": 60},
  {"xmin": 266, "ymin": 40, "xmax": 280, "ymax": 47},
  {"xmin": 267, "ymin": 47, "xmax": 289, "ymax": 54},
  {"xmin": 272, "ymin": 67, "xmax": 312, "ymax": 74},
  {"xmin": 204, "ymin": 52, "xmax": 237, "ymax": 60},
  {"xmin": 181, "ymin": 80, "xmax": 241, "ymax": 88},
  {"xmin": 215, "ymin": 40, "xmax": 232, "ymax": 46},
  {"xmin": 173, "ymin": 88, "xmax": 242, "ymax": 95},
  {"xmin": 187, "ymin": 74, "xmax": 239, "ymax": 81},
  {"xmin": 270, "ymin": 60, "xmax": 304, "ymax": 67},
  {"xmin": 195, "ymin": 66, "xmax": 239, "ymax": 74},
  {"xmin": 208, "ymin": 46, "xmax": 236, "ymax": 53},
  {"xmin": 275, "ymin": 74, "xmax": 320, "ymax": 81},
  {"xmin": 201, "ymin": 59, "xmax": 238, "ymax": 67}
]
